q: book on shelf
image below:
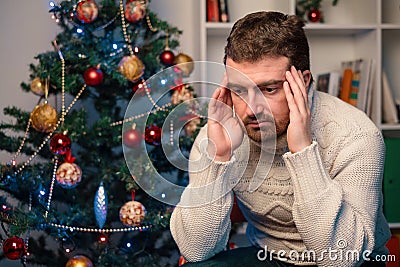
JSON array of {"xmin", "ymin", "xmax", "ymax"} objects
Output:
[
  {"xmin": 348, "ymin": 60, "xmax": 361, "ymax": 107},
  {"xmin": 218, "ymin": 0, "xmax": 229, "ymax": 22},
  {"xmin": 206, "ymin": 0, "xmax": 219, "ymax": 22},
  {"xmin": 339, "ymin": 67, "xmax": 353, "ymax": 103},
  {"xmin": 366, "ymin": 62, "xmax": 377, "ymax": 120},
  {"xmin": 316, "ymin": 71, "xmax": 341, "ymax": 97},
  {"xmin": 356, "ymin": 59, "xmax": 374, "ymax": 113},
  {"xmin": 338, "ymin": 58, "xmax": 374, "ymax": 114},
  {"xmin": 382, "ymin": 70, "xmax": 399, "ymax": 124}
]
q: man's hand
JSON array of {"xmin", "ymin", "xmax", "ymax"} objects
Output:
[
  {"xmin": 283, "ymin": 66, "xmax": 312, "ymax": 153},
  {"xmin": 207, "ymin": 79, "xmax": 244, "ymax": 162}
]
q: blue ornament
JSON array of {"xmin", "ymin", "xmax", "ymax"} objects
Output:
[{"xmin": 94, "ymin": 182, "xmax": 108, "ymax": 229}]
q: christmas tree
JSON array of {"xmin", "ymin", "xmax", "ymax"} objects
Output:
[{"xmin": 0, "ymin": 0, "xmax": 204, "ymax": 266}]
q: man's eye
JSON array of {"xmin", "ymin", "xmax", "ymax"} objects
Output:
[
  {"xmin": 259, "ymin": 86, "xmax": 278, "ymax": 93},
  {"xmin": 231, "ymin": 88, "xmax": 246, "ymax": 95}
]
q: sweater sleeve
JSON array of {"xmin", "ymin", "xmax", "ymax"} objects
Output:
[
  {"xmin": 170, "ymin": 126, "xmax": 235, "ymax": 262},
  {"xmin": 282, "ymin": 131, "xmax": 390, "ymax": 267}
]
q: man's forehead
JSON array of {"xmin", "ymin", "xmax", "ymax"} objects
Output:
[{"xmin": 225, "ymin": 68, "xmax": 255, "ymax": 87}]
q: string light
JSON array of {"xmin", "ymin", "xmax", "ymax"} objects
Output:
[
  {"xmin": 98, "ymin": 234, "xmax": 108, "ymax": 243},
  {"xmin": 170, "ymin": 120, "xmax": 174, "ymax": 145}
]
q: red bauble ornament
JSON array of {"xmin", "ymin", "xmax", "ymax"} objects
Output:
[
  {"xmin": 178, "ymin": 255, "xmax": 188, "ymax": 266},
  {"xmin": 125, "ymin": 0, "xmax": 146, "ymax": 23},
  {"xmin": 308, "ymin": 9, "xmax": 322, "ymax": 23},
  {"xmin": 159, "ymin": 50, "xmax": 175, "ymax": 66},
  {"xmin": 144, "ymin": 125, "xmax": 162, "ymax": 146},
  {"xmin": 84, "ymin": 67, "xmax": 103, "ymax": 86},
  {"xmin": 50, "ymin": 132, "xmax": 71, "ymax": 155},
  {"xmin": 76, "ymin": 0, "xmax": 99, "ymax": 23},
  {"xmin": 132, "ymin": 80, "xmax": 147, "ymax": 95},
  {"xmin": 2, "ymin": 236, "xmax": 26, "ymax": 260},
  {"xmin": 123, "ymin": 128, "xmax": 142, "ymax": 148}
]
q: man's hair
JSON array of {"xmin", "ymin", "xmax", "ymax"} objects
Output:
[{"xmin": 224, "ymin": 11, "xmax": 310, "ymax": 72}]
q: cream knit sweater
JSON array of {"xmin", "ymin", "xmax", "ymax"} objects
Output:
[{"xmin": 170, "ymin": 89, "xmax": 391, "ymax": 266}]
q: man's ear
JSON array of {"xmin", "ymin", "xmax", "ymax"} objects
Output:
[{"xmin": 302, "ymin": 70, "xmax": 312, "ymax": 88}]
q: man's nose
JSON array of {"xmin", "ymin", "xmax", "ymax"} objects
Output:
[{"xmin": 245, "ymin": 90, "xmax": 265, "ymax": 116}]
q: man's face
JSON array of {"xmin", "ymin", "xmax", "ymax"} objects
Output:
[{"xmin": 225, "ymin": 56, "xmax": 292, "ymax": 143}]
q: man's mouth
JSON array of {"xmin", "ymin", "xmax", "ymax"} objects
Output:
[{"xmin": 246, "ymin": 120, "xmax": 273, "ymax": 129}]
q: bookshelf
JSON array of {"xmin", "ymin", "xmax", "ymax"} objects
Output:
[{"xmin": 200, "ymin": 0, "xmax": 400, "ymax": 227}]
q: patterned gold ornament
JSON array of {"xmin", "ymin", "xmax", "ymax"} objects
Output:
[
  {"xmin": 119, "ymin": 200, "xmax": 146, "ymax": 227},
  {"xmin": 56, "ymin": 162, "xmax": 82, "ymax": 189},
  {"xmin": 30, "ymin": 103, "xmax": 58, "ymax": 133},
  {"xmin": 30, "ymin": 77, "xmax": 46, "ymax": 96},
  {"xmin": 118, "ymin": 55, "xmax": 144, "ymax": 82},
  {"xmin": 174, "ymin": 53, "xmax": 194, "ymax": 77}
]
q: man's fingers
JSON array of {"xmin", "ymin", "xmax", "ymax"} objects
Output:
[
  {"xmin": 285, "ymin": 68, "xmax": 308, "ymax": 113},
  {"xmin": 295, "ymin": 68, "xmax": 307, "ymax": 100},
  {"xmin": 283, "ymin": 81, "xmax": 298, "ymax": 114}
]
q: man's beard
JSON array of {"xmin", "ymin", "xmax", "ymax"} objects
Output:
[{"xmin": 243, "ymin": 115, "xmax": 289, "ymax": 143}]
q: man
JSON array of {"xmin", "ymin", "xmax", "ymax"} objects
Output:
[{"xmin": 170, "ymin": 11, "xmax": 391, "ymax": 266}]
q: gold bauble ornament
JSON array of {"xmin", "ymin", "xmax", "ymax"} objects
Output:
[
  {"xmin": 171, "ymin": 86, "xmax": 194, "ymax": 105},
  {"xmin": 184, "ymin": 117, "xmax": 201, "ymax": 136},
  {"xmin": 119, "ymin": 200, "xmax": 146, "ymax": 227},
  {"xmin": 174, "ymin": 53, "xmax": 194, "ymax": 77},
  {"xmin": 30, "ymin": 103, "xmax": 58, "ymax": 133},
  {"xmin": 30, "ymin": 77, "xmax": 46, "ymax": 96},
  {"xmin": 118, "ymin": 55, "xmax": 144, "ymax": 82},
  {"xmin": 65, "ymin": 255, "xmax": 93, "ymax": 267}
]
